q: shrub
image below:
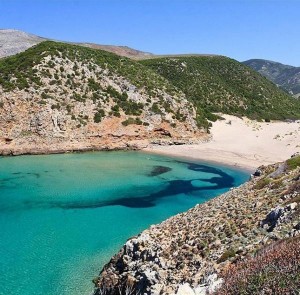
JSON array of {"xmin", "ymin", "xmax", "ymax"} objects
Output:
[
  {"xmin": 286, "ymin": 156, "xmax": 300, "ymax": 170},
  {"xmin": 150, "ymin": 103, "xmax": 162, "ymax": 114},
  {"xmin": 254, "ymin": 178, "xmax": 271, "ymax": 190},
  {"xmin": 121, "ymin": 117, "xmax": 143, "ymax": 126},
  {"xmin": 216, "ymin": 237, "xmax": 300, "ymax": 294},
  {"xmin": 119, "ymin": 100, "xmax": 143, "ymax": 116},
  {"xmin": 51, "ymin": 104, "xmax": 61, "ymax": 110},
  {"xmin": 88, "ymin": 78, "xmax": 102, "ymax": 91},
  {"xmin": 217, "ymin": 248, "xmax": 236, "ymax": 263},
  {"xmin": 94, "ymin": 109, "xmax": 105, "ymax": 123},
  {"xmin": 72, "ymin": 93, "xmax": 85, "ymax": 102}
]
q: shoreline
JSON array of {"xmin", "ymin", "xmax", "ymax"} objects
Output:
[
  {"xmin": 144, "ymin": 114, "xmax": 300, "ymax": 173},
  {"xmin": 1, "ymin": 114, "xmax": 299, "ymax": 174},
  {"xmin": 142, "ymin": 146, "xmax": 257, "ymax": 173}
]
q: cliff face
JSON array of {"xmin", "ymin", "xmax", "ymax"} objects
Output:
[
  {"xmin": 0, "ymin": 42, "xmax": 204, "ymax": 155},
  {"xmin": 94, "ymin": 156, "xmax": 300, "ymax": 295}
]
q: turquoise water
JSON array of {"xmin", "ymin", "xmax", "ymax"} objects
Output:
[{"xmin": 0, "ymin": 151, "xmax": 249, "ymax": 295}]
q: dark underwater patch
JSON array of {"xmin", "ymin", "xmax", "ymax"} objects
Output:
[
  {"xmin": 26, "ymin": 173, "xmax": 40, "ymax": 178},
  {"xmin": 6, "ymin": 159, "xmax": 239, "ymax": 211},
  {"xmin": 148, "ymin": 166, "xmax": 172, "ymax": 177},
  {"xmin": 43, "ymin": 161, "xmax": 236, "ymax": 210}
]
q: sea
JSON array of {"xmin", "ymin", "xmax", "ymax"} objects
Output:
[{"xmin": 0, "ymin": 151, "xmax": 249, "ymax": 295}]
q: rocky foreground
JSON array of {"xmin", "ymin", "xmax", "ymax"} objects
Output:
[{"xmin": 94, "ymin": 155, "xmax": 300, "ymax": 295}]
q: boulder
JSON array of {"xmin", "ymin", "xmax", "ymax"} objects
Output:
[
  {"xmin": 253, "ymin": 169, "xmax": 262, "ymax": 177},
  {"xmin": 176, "ymin": 283, "xmax": 195, "ymax": 295},
  {"xmin": 261, "ymin": 207, "xmax": 284, "ymax": 231},
  {"xmin": 285, "ymin": 202, "xmax": 297, "ymax": 211}
]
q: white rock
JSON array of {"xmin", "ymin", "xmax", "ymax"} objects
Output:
[
  {"xmin": 286, "ymin": 202, "xmax": 297, "ymax": 211},
  {"xmin": 176, "ymin": 283, "xmax": 195, "ymax": 295},
  {"xmin": 194, "ymin": 285, "xmax": 207, "ymax": 295},
  {"xmin": 206, "ymin": 274, "xmax": 224, "ymax": 293}
]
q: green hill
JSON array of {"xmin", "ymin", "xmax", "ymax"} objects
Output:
[
  {"xmin": 1, "ymin": 41, "xmax": 300, "ymax": 144},
  {"xmin": 0, "ymin": 41, "xmax": 201, "ymax": 155},
  {"xmin": 141, "ymin": 56, "xmax": 300, "ymax": 128},
  {"xmin": 0, "ymin": 41, "xmax": 180, "ymax": 98}
]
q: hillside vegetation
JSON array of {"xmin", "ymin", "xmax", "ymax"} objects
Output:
[
  {"xmin": 141, "ymin": 56, "xmax": 300, "ymax": 126},
  {"xmin": 243, "ymin": 59, "xmax": 300, "ymax": 98},
  {"xmin": 1, "ymin": 41, "xmax": 300, "ymax": 155},
  {"xmin": 0, "ymin": 41, "xmax": 200, "ymax": 155}
]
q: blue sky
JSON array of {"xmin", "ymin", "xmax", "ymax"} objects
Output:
[{"xmin": 1, "ymin": 0, "xmax": 299, "ymax": 65}]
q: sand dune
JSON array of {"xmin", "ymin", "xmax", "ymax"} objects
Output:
[{"xmin": 145, "ymin": 115, "xmax": 300, "ymax": 171}]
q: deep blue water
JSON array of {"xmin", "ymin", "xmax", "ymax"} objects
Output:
[{"xmin": 0, "ymin": 151, "xmax": 249, "ymax": 295}]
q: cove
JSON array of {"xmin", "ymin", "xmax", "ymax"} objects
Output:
[{"xmin": 0, "ymin": 151, "xmax": 249, "ymax": 295}]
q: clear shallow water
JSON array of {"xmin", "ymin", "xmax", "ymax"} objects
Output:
[{"xmin": 0, "ymin": 151, "xmax": 249, "ymax": 295}]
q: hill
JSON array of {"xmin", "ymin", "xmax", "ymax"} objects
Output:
[
  {"xmin": 94, "ymin": 155, "xmax": 300, "ymax": 295},
  {"xmin": 0, "ymin": 29, "xmax": 45, "ymax": 58},
  {"xmin": 0, "ymin": 29, "xmax": 153, "ymax": 60},
  {"xmin": 0, "ymin": 41, "xmax": 202, "ymax": 155},
  {"xmin": 1, "ymin": 40, "xmax": 300, "ymax": 155},
  {"xmin": 243, "ymin": 59, "xmax": 300, "ymax": 98},
  {"xmin": 80, "ymin": 43, "xmax": 153, "ymax": 59},
  {"xmin": 140, "ymin": 56, "xmax": 300, "ymax": 128}
]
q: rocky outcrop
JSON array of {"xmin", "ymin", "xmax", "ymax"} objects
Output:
[{"xmin": 94, "ymin": 156, "xmax": 300, "ymax": 294}]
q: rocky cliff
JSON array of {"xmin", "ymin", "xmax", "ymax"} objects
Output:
[
  {"xmin": 0, "ymin": 41, "xmax": 204, "ymax": 155},
  {"xmin": 94, "ymin": 155, "xmax": 300, "ymax": 295}
]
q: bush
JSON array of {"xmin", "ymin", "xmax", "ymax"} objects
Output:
[
  {"xmin": 216, "ymin": 237, "xmax": 300, "ymax": 294},
  {"xmin": 254, "ymin": 178, "xmax": 271, "ymax": 190},
  {"xmin": 121, "ymin": 117, "xmax": 143, "ymax": 126},
  {"xmin": 88, "ymin": 78, "xmax": 102, "ymax": 91},
  {"xmin": 51, "ymin": 104, "xmax": 60, "ymax": 110},
  {"xmin": 72, "ymin": 93, "xmax": 85, "ymax": 102},
  {"xmin": 217, "ymin": 248, "xmax": 236, "ymax": 263},
  {"xmin": 286, "ymin": 156, "xmax": 300, "ymax": 170},
  {"xmin": 94, "ymin": 109, "xmax": 105, "ymax": 123},
  {"xmin": 150, "ymin": 103, "xmax": 162, "ymax": 114}
]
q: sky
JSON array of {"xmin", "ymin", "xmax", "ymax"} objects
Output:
[{"xmin": 0, "ymin": 0, "xmax": 299, "ymax": 66}]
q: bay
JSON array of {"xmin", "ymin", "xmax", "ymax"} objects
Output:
[{"xmin": 0, "ymin": 151, "xmax": 249, "ymax": 295}]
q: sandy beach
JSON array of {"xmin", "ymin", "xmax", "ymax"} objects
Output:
[{"xmin": 144, "ymin": 115, "xmax": 300, "ymax": 172}]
